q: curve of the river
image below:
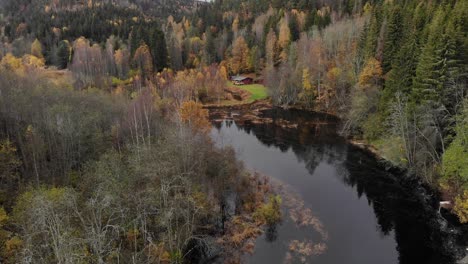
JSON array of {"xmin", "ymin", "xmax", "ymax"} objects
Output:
[{"xmin": 210, "ymin": 108, "xmax": 463, "ymax": 264}]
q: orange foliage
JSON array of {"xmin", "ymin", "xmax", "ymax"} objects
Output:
[{"xmin": 179, "ymin": 101, "xmax": 211, "ymax": 133}]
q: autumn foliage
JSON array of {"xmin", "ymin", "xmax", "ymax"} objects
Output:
[
  {"xmin": 178, "ymin": 101, "xmax": 211, "ymax": 133},
  {"xmin": 358, "ymin": 58, "xmax": 383, "ymax": 88}
]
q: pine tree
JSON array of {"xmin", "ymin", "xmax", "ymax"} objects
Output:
[
  {"xmin": 304, "ymin": 10, "xmax": 317, "ymax": 31},
  {"xmin": 204, "ymin": 30, "xmax": 216, "ymax": 65},
  {"xmin": 440, "ymin": 2, "xmax": 468, "ymax": 111},
  {"xmin": 384, "ymin": 24, "xmax": 419, "ymax": 101}
]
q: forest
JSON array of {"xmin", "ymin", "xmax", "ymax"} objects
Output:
[{"xmin": 0, "ymin": 0, "xmax": 467, "ymax": 263}]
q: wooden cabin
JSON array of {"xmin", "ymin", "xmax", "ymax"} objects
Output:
[{"xmin": 231, "ymin": 75, "xmax": 254, "ymax": 85}]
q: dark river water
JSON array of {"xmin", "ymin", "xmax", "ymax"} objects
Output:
[{"xmin": 210, "ymin": 109, "xmax": 463, "ymax": 264}]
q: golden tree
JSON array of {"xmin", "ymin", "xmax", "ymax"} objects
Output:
[
  {"xmin": 179, "ymin": 101, "xmax": 211, "ymax": 134},
  {"xmin": 358, "ymin": 57, "xmax": 383, "ymax": 88},
  {"xmin": 230, "ymin": 36, "xmax": 250, "ymax": 74},
  {"xmin": 1, "ymin": 53, "xmax": 23, "ymax": 72},
  {"xmin": 278, "ymin": 17, "xmax": 291, "ymax": 62},
  {"xmin": 265, "ymin": 29, "xmax": 278, "ymax": 66},
  {"xmin": 455, "ymin": 191, "xmax": 468, "ymax": 223}
]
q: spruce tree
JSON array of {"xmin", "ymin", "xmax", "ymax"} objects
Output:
[
  {"xmin": 289, "ymin": 14, "xmax": 300, "ymax": 42},
  {"xmin": 362, "ymin": 8, "xmax": 381, "ymax": 60},
  {"xmin": 56, "ymin": 40, "xmax": 70, "ymax": 69},
  {"xmin": 382, "ymin": 6, "xmax": 403, "ymax": 74},
  {"xmin": 384, "ymin": 28, "xmax": 419, "ymax": 100},
  {"xmin": 412, "ymin": 7, "xmax": 446, "ymax": 103}
]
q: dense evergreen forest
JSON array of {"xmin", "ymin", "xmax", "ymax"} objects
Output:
[{"xmin": 0, "ymin": 0, "xmax": 467, "ymax": 262}]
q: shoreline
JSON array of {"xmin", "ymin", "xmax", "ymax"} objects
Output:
[{"xmin": 207, "ymin": 99, "xmax": 465, "ymax": 224}]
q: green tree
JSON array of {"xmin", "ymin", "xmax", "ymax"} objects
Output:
[
  {"xmin": 382, "ymin": 7, "xmax": 404, "ymax": 74},
  {"xmin": 411, "ymin": 7, "xmax": 446, "ymax": 103},
  {"xmin": 289, "ymin": 14, "xmax": 300, "ymax": 42},
  {"xmin": 360, "ymin": 8, "xmax": 381, "ymax": 60},
  {"xmin": 383, "ymin": 27, "xmax": 419, "ymax": 102},
  {"xmin": 56, "ymin": 40, "xmax": 71, "ymax": 69},
  {"xmin": 442, "ymin": 99, "xmax": 468, "ymax": 193}
]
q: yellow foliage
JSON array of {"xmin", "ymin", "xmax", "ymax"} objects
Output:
[
  {"xmin": 179, "ymin": 101, "xmax": 211, "ymax": 134},
  {"xmin": 196, "ymin": 72, "xmax": 204, "ymax": 81},
  {"xmin": 161, "ymin": 251, "xmax": 171, "ymax": 263},
  {"xmin": 327, "ymin": 67, "xmax": 342, "ymax": 82},
  {"xmin": 454, "ymin": 191, "xmax": 468, "ymax": 223},
  {"xmin": 232, "ymin": 16, "xmax": 239, "ymax": 34},
  {"xmin": 31, "ymin": 39, "xmax": 43, "ymax": 58},
  {"xmin": 4, "ymin": 236, "xmax": 22, "ymax": 258},
  {"xmin": 302, "ymin": 68, "xmax": 312, "ymax": 91},
  {"xmin": 230, "ymin": 36, "xmax": 250, "ymax": 74},
  {"xmin": 363, "ymin": 2, "xmax": 373, "ymax": 15},
  {"xmin": 22, "ymin": 55, "xmax": 45, "ymax": 68},
  {"xmin": 113, "ymin": 86, "xmax": 125, "ymax": 96},
  {"xmin": 147, "ymin": 243, "xmax": 170, "ymax": 263},
  {"xmin": 44, "ymin": 187, "xmax": 68, "ymax": 202},
  {"xmin": 358, "ymin": 57, "xmax": 382, "ymax": 88},
  {"xmin": 219, "ymin": 65, "xmax": 228, "ymax": 81},
  {"xmin": 1, "ymin": 53, "xmax": 23, "ymax": 71},
  {"xmin": 253, "ymin": 195, "xmax": 282, "ymax": 225}
]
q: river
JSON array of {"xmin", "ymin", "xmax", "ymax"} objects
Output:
[{"xmin": 210, "ymin": 107, "xmax": 463, "ymax": 264}]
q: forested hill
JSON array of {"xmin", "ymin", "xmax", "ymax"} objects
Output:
[{"xmin": 1, "ymin": 0, "xmax": 196, "ymax": 18}]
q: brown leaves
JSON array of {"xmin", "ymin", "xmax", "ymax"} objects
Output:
[{"xmin": 285, "ymin": 240, "xmax": 328, "ymax": 263}]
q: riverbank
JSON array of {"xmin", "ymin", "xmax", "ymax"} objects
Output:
[{"xmin": 207, "ymin": 99, "xmax": 338, "ymax": 130}]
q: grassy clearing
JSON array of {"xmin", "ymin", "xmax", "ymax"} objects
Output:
[{"xmin": 227, "ymin": 81, "xmax": 268, "ymax": 101}]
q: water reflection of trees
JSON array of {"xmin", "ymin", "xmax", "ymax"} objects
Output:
[
  {"xmin": 234, "ymin": 118, "xmax": 346, "ymax": 176},
  {"xmin": 230, "ymin": 112, "xmax": 462, "ymax": 264},
  {"xmin": 343, "ymin": 146, "xmax": 461, "ymax": 264}
]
